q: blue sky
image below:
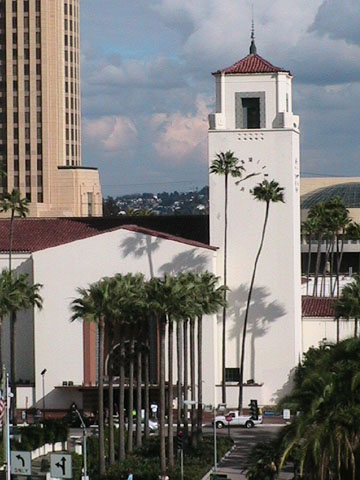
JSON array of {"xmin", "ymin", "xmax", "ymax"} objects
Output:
[{"xmin": 80, "ymin": 0, "xmax": 360, "ymax": 197}]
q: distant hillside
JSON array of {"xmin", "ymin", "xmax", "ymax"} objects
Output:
[{"xmin": 103, "ymin": 186, "xmax": 209, "ymax": 217}]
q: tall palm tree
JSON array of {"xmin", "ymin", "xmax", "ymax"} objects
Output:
[
  {"xmin": 308, "ymin": 202, "xmax": 327, "ymax": 296},
  {"xmin": 0, "ymin": 189, "xmax": 29, "ymax": 272},
  {"xmin": 238, "ymin": 180, "xmax": 284, "ymax": 412},
  {"xmin": 6, "ymin": 272, "xmax": 42, "ymax": 424},
  {"xmin": 71, "ymin": 278, "xmax": 112, "ymax": 476},
  {"xmin": 301, "ymin": 218, "xmax": 317, "ymax": 296},
  {"xmin": 195, "ymin": 272, "xmax": 226, "ymax": 440},
  {"xmin": 146, "ymin": 277, "xmax": 168, "ymax": 475},
  {"xmin": 210, "ymin": 150, "xmax": 244, "ymax": 403}
]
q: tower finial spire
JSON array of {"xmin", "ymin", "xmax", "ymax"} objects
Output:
[{"xmin": 250, "ymin": 6, "xmax": 257, "ymax": 55}]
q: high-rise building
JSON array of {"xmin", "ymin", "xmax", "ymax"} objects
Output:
[{"xmin": 0, "ymin": 0, "xmax": 102, "ymax": 217}]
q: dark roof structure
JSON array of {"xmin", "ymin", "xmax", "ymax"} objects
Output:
[
  {"xmin": 0, "ymin": 216, "xmax": 211, "ymax": 253},
  {"xmin": 301, "ymin": 183, "xmax": 360, "ymax": 209},
  {"xmin": 302, "ymin": 296, "xmax": 335, "ymax": 318}
]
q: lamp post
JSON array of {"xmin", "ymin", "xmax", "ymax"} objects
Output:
[
  {"xmin": 184, "ymin": 401, "xmax": 224, "ymax": 474},
  {"xmin": 75, "ymin": 408, "xmax": 88, "ymax": 480},
  {"xmin": 41, "ymin": 369, "xmax": 47, "ymax": 418}
]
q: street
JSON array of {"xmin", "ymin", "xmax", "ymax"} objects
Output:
[{"xmin": 203, "ymin": 425, "xmax": 294, "ymax": 480}]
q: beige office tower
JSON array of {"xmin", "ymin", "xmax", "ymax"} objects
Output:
[{"xmin": 0, "ymin": 0, "xmax": 102, "ymax": 217}]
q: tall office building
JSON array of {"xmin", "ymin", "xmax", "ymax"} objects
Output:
[{"xmin": 0, "ymin": 0, "xmax": 102, "ymax": 217}]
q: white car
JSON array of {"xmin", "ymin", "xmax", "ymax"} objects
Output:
[
  {"xmin": 114, "ymin": 417, "xmax": 158, "ymax": 433},
  {"xmin": 214, "ymin": 410, "xmax": 263, "ymax": 429}
]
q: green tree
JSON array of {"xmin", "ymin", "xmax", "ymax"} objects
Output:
[
  {"xmin": 238, "ymin": 180, "xmax": 284, "ymax": 412},
  {"xmin": 0, "ymin": 189, "xmax": 29, "ymax": 272},
  {"xmin": 301, "ymin": 217, "xmax": 317, "ymax": 296},
  {"xmin": 334, "ymin": 275, "xmax": 360, "ymax": 337},
  {"xmin": 71, "ymin": 279, "xmax": 112, "ymax": 476},
  {"xmin": 8, "ymin": 273, "xmax": 42, "ymax": 424},
  {"xmin": 210, "ymin": 150, "xmax": 244, "ymax": 403}
]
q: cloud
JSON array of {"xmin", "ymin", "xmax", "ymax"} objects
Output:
[
  {"xmin": 309, "ymin": 0, "xmax": 360, "ymax": 46},
  {"xmin": 83, "ymin": 116, "xmax": 138, "ymax": 153},
  {"xmin": 150, "ymin": 96, "xmax": 209, "ymax": 161}
]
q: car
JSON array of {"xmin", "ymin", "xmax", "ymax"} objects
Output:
[
  {"xmin": 113, "ymin": 416, "xmax": 158, "ymax": 433},
  {"xmin": 214, "ymin": 410, "xmax": 263, "ymax": 429}
]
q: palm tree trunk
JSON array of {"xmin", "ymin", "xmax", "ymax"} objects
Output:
[
  {"xmin": 127, "ymin": 335, "xmax": 135, "ymax": 453},
  {"xmin": 190, "ymin": 317, "xmax": 197, "ymax": 447},
  {"xmin": 313, "ymin": 233, "xmax": 323, "ymax": 296},
  {"xmin": 118, "ymin": 335, "xmax": 126, "ymax": 461},
  {"xmin": 167, "ymin": 318, "xmax": 174, "ymax": 468},
  {"xmin": 136, "ymin": 344, "xmax": 142, "ymax": 448},
  {"xmin": 238, "ymin": 201, "xmax": 270, "ymax": 413},
  {"xmin": 144, "ymin": 339, "xmax": 150, "ymax": 441},
  {"xmin": 221, "ymin": 173, "xmax": 228, "ymax": 404},
  {"xmin": 306, "ymin": 234, "xmax": 312, "ymax": 296},
  {"xmin": 159, "ymin": 319, "xmax": 167, "ymax": 476},
  {"xmin": 197, "ymin": 315, "xmax": 203, "ymax": 441},
  {"xmin": 109, "ymin": 370, "xmax": 115, "ymax": 465},
  {"xmin": 176, "ymin": 320, "xmax": 182, "ymax": 429},
  {"xmin": 10, "ymin": 311, "xmax": 17, "ymax": 425},
  {"xmin": 354, "ymin": 318, "xmax": 358, "ymax": 337},
  {"xmin": 336, "ymin": 317, "xmax": 340, "ymax": 343},
  {"xmin": 183, "ymin": 319, "xmax": 189, "ymax": 436},
  {"xmin": 98, "ymin": 317, "xmax": 106, "ymax": 476},
  {"xmin": 9, "ymin": 210, "xmax": 14, "ymax": 272}
]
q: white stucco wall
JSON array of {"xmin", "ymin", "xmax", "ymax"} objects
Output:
[
  {"xmin": 302, "ymin": 317, "xmax": 356, "ymax": 352},
  {"xmin": 31, "ymin": 228, "xmax": 217, "ymax": 409},
  {"xmin": 209, "ymin": 70, "xmax": 302, "ymax": 407}
]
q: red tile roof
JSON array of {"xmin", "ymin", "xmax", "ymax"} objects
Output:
[
  {"xmin": 0, "ymin": 218, "xmax": 216, "ymax": 253},
  {"xmin": 302, "ymin": 296, "xmax": 335, "ymax": 318},
  {"xmin": 213, "ymin": 53, "xmax": 290, "ymax": 75}
]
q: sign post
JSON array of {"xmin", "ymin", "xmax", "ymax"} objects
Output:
[{"xmin": 225, "ymin": 414, "xmax": 233, "ymax": 438}]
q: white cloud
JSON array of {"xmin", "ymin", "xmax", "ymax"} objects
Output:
[
  {"xmin": 83, "ymin": 116, "xmax": 138, "ymax": 153},
  {"xmin": 150, "ymin": 96, "xmax": 209, "ymax": 161}
]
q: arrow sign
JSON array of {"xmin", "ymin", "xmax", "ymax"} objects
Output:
[
  {"xmin": 11, "ymin": 451, "xmax": 32, "ymax": 476},
  {"xmin": 50, "ymin": 453, "xmax": 72, "ymax": 479}
]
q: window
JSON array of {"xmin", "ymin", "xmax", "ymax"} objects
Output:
[
  {"xmin": 25, "ymin": 192, "xmax": 31, "ymax": 201},
  {"xmin": 235, "ymin": 92, "xmax": 265, "ymax": 129},
  {"xmin": 25, "ymin": 112, "xmax": 30, "ymax": 123},
  {"xmin": 242, "ymin": 98, "xmax": 260, "ymax": 129},
  {"xmin": 225, "ymin": 368, "xmax": 240, "ymax": 382}
]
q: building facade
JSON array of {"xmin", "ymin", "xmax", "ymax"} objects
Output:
[
  {"xmin": 0, "ymin": 0, "xmax": 102, "ymax": 217},
  {"xmin": 208, "ymin": 41, "xmax": 302, "ymax": 405}
]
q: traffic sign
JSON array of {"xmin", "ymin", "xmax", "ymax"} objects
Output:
[
  {"xmin": 11, "ymin": 451, "xmax": 32, "ymax": 476},
  {"xmin": 50, "ymin": 453, "xmax": 72, "ymax": 479},
  {"xmin": 225, "ymin": 415, "xmax": 233, "ymax": 422}
]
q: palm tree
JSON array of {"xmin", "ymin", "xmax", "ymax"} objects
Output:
[
  {"xmin": 210, "ymin": 150, "xmax": 244, "ymax": 403},
  {"xmin": 238, "ymin": 180, "xmax": 284, "ymax": 412},
  {"xmin": 308, "ymin": 202, "xmax": 327, "ymax": 296},
  {"xmin": 334, "ymin": 275, "xmax": 360, "ymax": 337},
  {"xmin": 6, "ymin": 272, "xmax": 42, "ymax": 424},
  {"xmin": 146, "ymin": 277, "xmax": 168, "ymax": 475},
  {"xmin": 71, "ymin": 278, "xmax": 113, "ymax": 476},
  {"xmin": 0, "ymin": 189, "xmax": 29, "ymax": 272},
  {"xmin": 301, "ymin": 218, "xmax": 317, "ymax": 295},
  {"xmin": 195, "ymin": 272, "xmax": 226, "ymax": 440}
]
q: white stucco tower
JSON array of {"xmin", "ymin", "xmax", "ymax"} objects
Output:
[{"xmin": 209, "ymin": 38, "xmax": 302, "ymax": 406}]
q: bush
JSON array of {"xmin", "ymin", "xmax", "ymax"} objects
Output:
[{"xmin": 12, "ymin": 421, "xmax": 68, "ymax": 451}]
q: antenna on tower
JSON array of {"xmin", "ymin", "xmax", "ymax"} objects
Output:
[{"xmin": 250, "ymin": 3, "xmax": 257, "ymax": 55}]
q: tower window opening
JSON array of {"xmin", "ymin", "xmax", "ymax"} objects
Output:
[{"xmin": 242, "ymin": 97, "xmax": 260, "ymax": 129}]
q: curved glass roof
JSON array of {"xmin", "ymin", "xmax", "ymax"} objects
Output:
[{"xmin": 301, "ymin": 183, "xmax": 360, "ymax": 209}]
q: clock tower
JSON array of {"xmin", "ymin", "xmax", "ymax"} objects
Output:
[{"xmin": 209, "ymin": 36, "xmax": 302, "ymax": 406}]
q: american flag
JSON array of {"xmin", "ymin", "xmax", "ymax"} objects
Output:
[{"xmin": 0, "ymin": 369, "xmax": 6, "ymax": 425}]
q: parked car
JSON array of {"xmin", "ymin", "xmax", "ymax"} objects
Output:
[
  {"xmin": 113, "ymin": 415, "xmax": 158, "ymax": 433},
  {"xmin": 214, "ymin": 410, "xmax": 263, "ymax": 429}
]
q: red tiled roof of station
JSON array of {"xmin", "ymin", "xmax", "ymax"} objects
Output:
[
  {"xmin": 0, "ymin": 218, "xmax": 215, "ymax": 253},
  {"xmin": 213, "ymin": 53, "xmax": 290, "ymax": 75},
  {"xmin": 302, "ymin": 296, "xmax": 336, "ymax": 318}
]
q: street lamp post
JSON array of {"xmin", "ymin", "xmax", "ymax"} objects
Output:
[
  {"xmin": 184, "ymin": 401, "xmax": 224, "ymax": 475},
  {"xmin": 40, "ymin": 369, "xmax": 47, "ymax": 418},
  {"xmin": 75, "ymin": 408, "xmax": 89, "ymax": 480}
]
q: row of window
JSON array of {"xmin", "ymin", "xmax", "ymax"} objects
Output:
[
  {"xmin": 64, "ymin": 19, "xmax": 77, "ymax": 33},
  {"xmin": 11, "ymin": 62, "xmax": 41, "ymax": 75},
  {"xmin": 10, "ymin": 16, "xmax": 41, "ymax": 29},
  {"xmin": 13, "ymin": 156, "xmax": 42, "ymax": 170},
  {"xmin": 64, "ymin": 34, "xmax": 78, "ymax": 49},
  {"xmin": 64, "ymin": 2, "xmax": 78, "ymax": 17},
  {"xmin": 11, "ymin": 47, "xmax": 41, "ymax": 60},
  {"xmin": 12, "ymin": 1, "xmax": 41, "ymax": 13},
  {"xmin": 12, "ymin": 31, "xmax": 41, "ymax": 45},
  {"xmin": 12, "ymin": 111, "xmax": 42, "ymax": 122}
]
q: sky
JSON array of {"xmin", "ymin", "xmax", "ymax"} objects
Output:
[{"xmin": 80, "ymin": 0, "xmax": 360, "ymax": 197}]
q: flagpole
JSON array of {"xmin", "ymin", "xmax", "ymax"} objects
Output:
[{"xmin": 6, "ymin": 373, "xmax": 11, "ymax": 480}]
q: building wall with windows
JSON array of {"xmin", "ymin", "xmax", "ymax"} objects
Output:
[{"xmin": 0, "ymin": 0, "xmax": 102, "ymax": 217}]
